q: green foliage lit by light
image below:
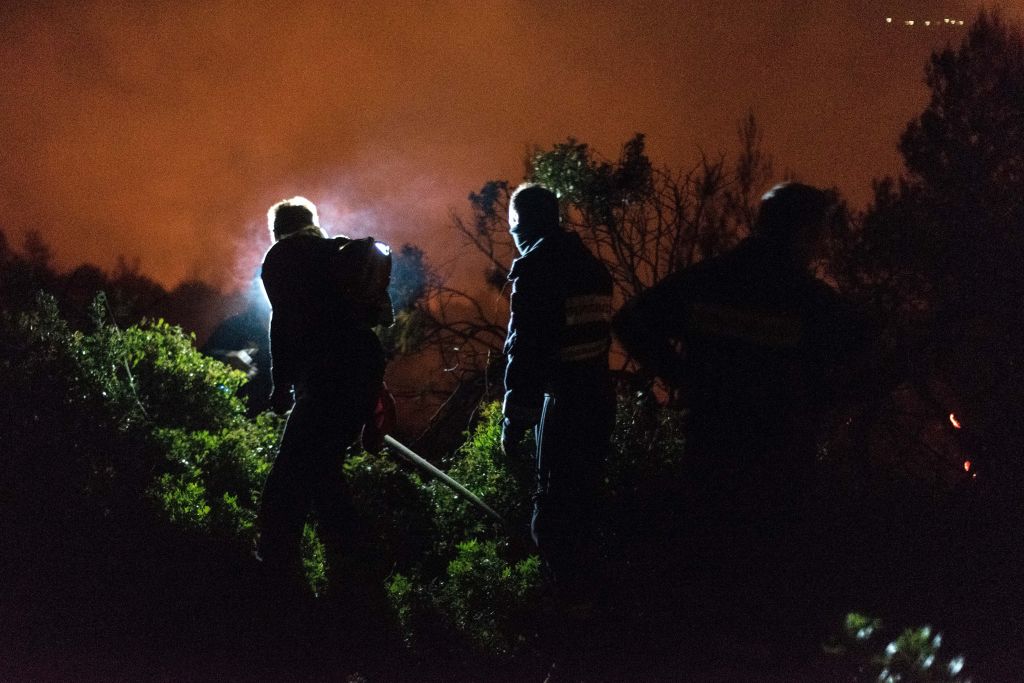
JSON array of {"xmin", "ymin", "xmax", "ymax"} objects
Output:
[
  {"xmin": 528, "ymin": 135, "xmax": 653, "ymax": 230},
  {"xmin": 438, "ymin": 539, "xmax": 542, "ymax": 656},
  {"xmin": 387, "ymin": 540, "xmax": 542, "ymax": 661},
  {"xmin": 343, "ymin": 449, "xmax": 434, "ymax": 570},
  {"xmin": 148, "ymin": 413, "xmax": 280, "ymax": 540},
  {"xmin": 530, "ymin": 138, "xmax": 605, "ymax": 204},
  {"xmin": 385, "ymin": 402, "xmax": 542, "ymax": 662},
  {"xmin": 878, "ymin": 625, "xmax": 968, "ymax": 683},
  {"xmin": 152, "ymin": 476, "xmax": 211, "ymax": 529},
  {"xmin": 0, "ymin": 293, "xmax": 294, "ymax": 570},
  {"xmin": 431, "ymin": 402, "xmax": 533, "ymax": 544},
  {"xmin": 302, "ymin": 524, "xmax": 328, "ymax": 596},
  {"xmin": 827, "ymin": 613, "xmax": 969, "ymax": 682},
  {"xmin": 846, "ymin": 612, "xmax": 884, "ymax": 643},
  {"xmin": 384, "ymin": 397, "xmax": 690, "ymax": 664}
]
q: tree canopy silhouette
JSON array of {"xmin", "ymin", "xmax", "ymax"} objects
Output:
[{"xmin": 839, "ymin": 10, "xmax": 1024, "ymax": 495}]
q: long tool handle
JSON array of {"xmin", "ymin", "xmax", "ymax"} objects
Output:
[{"xmin": 383, "ymin": 435, "xmax": 505, "ymax": 525}]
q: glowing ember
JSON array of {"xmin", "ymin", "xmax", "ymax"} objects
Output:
[
  {"xmin": 963, "ymin": 460, "xmax": 972, "ymax": 472},
  {"xmin": 949, "ymin": 413, "xmax": 962, "ymax": 429}
]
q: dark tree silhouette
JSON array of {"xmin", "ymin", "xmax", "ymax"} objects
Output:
[
  {"xmin": 0, "ymin": 230, "xmax": 58, "ymax": 311},
  {"xmin": 0, "ymin": 229, "xmax": 245, "ymax": 342},
  {"xmin": 835, "ymin": 10, "xmax": 1024, "ymax": 496}
]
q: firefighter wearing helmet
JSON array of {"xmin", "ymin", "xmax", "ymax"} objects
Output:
[
  {"xmin": 613, "ymin": 182, "xmax": 862, "ymax": 482},
  {"xmin": 500, "ymin": 183, "xmax": 616, "ymax": 677},
  {"xmin": 613, "ymin": 182, "xmax": 869, "ymax": 642}
]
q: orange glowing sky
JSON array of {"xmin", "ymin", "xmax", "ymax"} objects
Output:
[{"xmin": 2, "ymin": 1, "xmax": 1016, "ymax": 291}]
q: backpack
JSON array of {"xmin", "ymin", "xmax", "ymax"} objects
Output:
[{"xmin": 327, "ymin": 235, "xmax": 395, "ymax": 328}]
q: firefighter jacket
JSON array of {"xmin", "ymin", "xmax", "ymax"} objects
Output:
[
  {"xmin": 503, "ymin": 230, "xmax": 614, "ymax": 425},
  {"xmin": 613, "ymin": 234, "xmax": 867, "ymax": 456},
  {"xmin": 261, "ymin": 226, "xmax": 386, "ymax": 395}
]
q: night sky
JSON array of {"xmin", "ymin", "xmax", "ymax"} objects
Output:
[{"xmin": 1, "ymin": 1, "xmax": 1013, "ymax": 291}]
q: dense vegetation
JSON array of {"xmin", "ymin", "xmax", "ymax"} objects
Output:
[{"xmin": 0, "ymin": 292, "xmax": 998, "ymax": 680}]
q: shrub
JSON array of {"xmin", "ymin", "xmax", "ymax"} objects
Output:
[
  {"xmin": 386, "ymin": 402, "xmax": 543, "ymax": 664},
  {"xmin": 343, "ymin": 449, "xmax": 435, "ymax": 572},
  {"xmin": 439, "ymin": 539, "xmax": 543, "ymax": 657},
  {"xmin": 607, "ymin": 390, "xmax": 687, "ymax": 501},
  {"xmin": 0, "ymin": 293, "xmax": 283, "ymax": 598},
  {"xmin": 148, "ymin": 413, "xmax": 280, "ymax": 540},
  {"xmin": 384, "ymin": 396, "xmax": 691, "ymax": 664},
  {"xmin": 430, "ymin": 401, "xmax": 534, "ymax": 546}
]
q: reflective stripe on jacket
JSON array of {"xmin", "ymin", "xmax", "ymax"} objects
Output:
[{"xmin": 503, "ymin": 231, "xmax": 613, "ymax": 424}]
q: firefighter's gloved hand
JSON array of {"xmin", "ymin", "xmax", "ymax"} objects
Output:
[
  {"xmin": 270, "ymin": 385, "xmax": 294, "ymax": 415},
  {"xmin": 501, "ymin": 417, "xmax": 531, "ymax": 461}
]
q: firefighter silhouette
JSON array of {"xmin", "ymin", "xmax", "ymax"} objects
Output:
[
  {"xmin": 254, "ymin": 197, "xmax": 394, "ymax": 618},
  {"xmin": 614, "ymin": 182, "xmax": 864, "ymax": 488},
  {"xmin": 613, "ymin": 183, "xmax": 871, "ymax": 641},
  {"xmin": 500, "ymin": 183, "xmax": 615, "ymax": 674}
]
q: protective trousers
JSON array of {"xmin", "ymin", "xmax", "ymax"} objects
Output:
[
  {"xmin": 257, "ymin": 380, "xmax": 379, "ymax": 599},
  {"xmin": 531, "ymin": 391, "xmax": 615, "ymax": 602}
]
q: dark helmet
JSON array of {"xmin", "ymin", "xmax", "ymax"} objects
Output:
[
  {"xmin": 755, "ymin": 182, "xmax": 836, "ymax": 245},
  {"xmin": 509, "ymin": 183, "xmax": 560, "ymax": 254}
]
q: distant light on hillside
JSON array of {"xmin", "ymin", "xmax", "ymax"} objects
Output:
[{"xmin": 887, "ymin": 17, "xmax": 965, "ymax": 28}]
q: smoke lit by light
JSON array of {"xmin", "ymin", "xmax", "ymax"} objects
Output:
[{"xmin": 0, "ymin": 3, "xmax": 991, "ymax": 293}]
